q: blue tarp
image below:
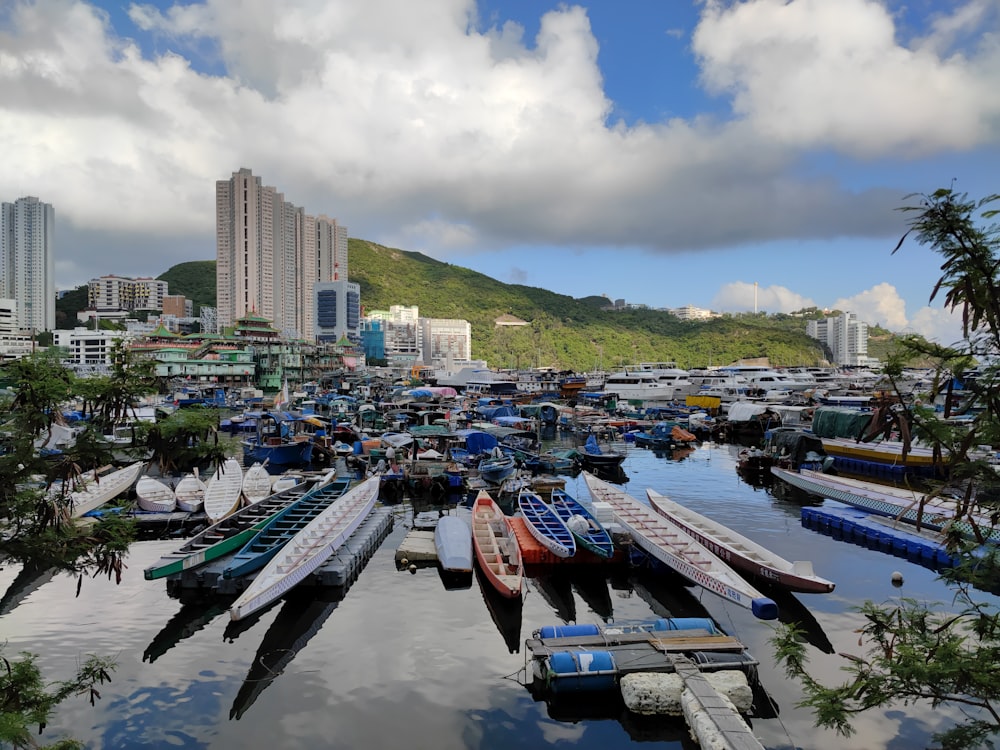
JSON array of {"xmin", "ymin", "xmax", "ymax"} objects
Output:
[
  {"xmin": 584, "ymin": 434, "xmax": 602, "ymax": 454},
  {"xmin": 455, "ymin": 429, "xmax": 499, "ymax": 455},
  {"xmin": 477, "ymin": 405, "xmax": 517, "ymax": 420}
]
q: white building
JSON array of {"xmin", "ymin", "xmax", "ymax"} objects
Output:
[
  {"xmin": 420, "ymin": 318, "xmax": 472, "ymax": 365},
  {"xmin": 670, "ymin": 305, "xmax": 718, "ymax": 321},
  {"xmin": 807, "ymin": 312, "xmax": 876, "ymax": 366},
  {"xmin": 53, "ymin": 327, "xmax": 130, "ymax": 371},
  {"xmin": 88, "ymin": 275, "xmax": 168, "ymax": 313},
  {"xmin": 0, "ymin": 297, "xmax": 34, "ymax": 360},
  {"xmin": 314, "ymin": 279, "xmax": 361, "ymax": 343},
  {"xmin": 1, "ymin": 196, "xmax": 55, "ymax": 332}
]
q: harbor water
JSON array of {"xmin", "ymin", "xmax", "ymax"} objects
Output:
[{"xmin": 0, "ymin": 439, "xmax": 986, "ymax": 749}]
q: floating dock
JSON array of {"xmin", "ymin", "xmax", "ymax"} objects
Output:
[
  {"xmin": 165, "ymin": 507, "xmax": 393, "ymax": 596},
  {"xmin": 800, "ymin": 501, "xmax": 961, "ymax": 569},
  {"xmin": 525, "ymin": 620, "xmax": 764, "ymax": 750}
]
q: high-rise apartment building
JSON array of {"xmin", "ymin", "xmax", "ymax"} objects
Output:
[
  {"xmin": 0, "ymin": 196, "xmax": 55, "ymax": 331},
  {"xmin": 806, "ymin": 312, "xmax": 874, "ymax": 366},
  {"xmin": 216, "ymin": 168, "xmax": 349, "ymax": 340},
  {"xmin": 88, "ymin": 275, "xmax": 168, "ymax": 312}
]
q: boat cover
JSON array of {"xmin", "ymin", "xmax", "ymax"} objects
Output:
[
  {"xmin": 726, "ymin": 402, "xmax": 770, "ymax": 422},
  {"xmin": 811, "ymin": 407, "xmax": 873, "ymax": 439}
]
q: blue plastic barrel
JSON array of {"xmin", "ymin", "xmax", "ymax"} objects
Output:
[
  {"xmin": 652, "ymin": 617, "xmax": 718, "ymax": 634},
  {"xmin": 547, "ymin": 651, "xmax": 616, "ymax": 692},
  {"xmin": 538, "ymin": 624, "xmax": 601, "ymax": 639}
]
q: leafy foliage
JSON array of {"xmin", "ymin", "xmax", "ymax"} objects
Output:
[
  {"xmin": 157, "ymin": 260, "xmax": 217, "ymax": 313},
  {"xmin": 0, "ymin": 645, "xmax": 114, "ymax": 749},
  {"xmin": 773, "ymin": 188, "xmax": 1000, "ymax": 749}
]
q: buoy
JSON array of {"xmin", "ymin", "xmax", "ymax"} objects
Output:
[
  {"xmin": 891, "ymin": 571, "xmax": 904, "ymax": 586},
  {"xmin": 400, "ymin": 558, "xmax": 409, "ymax": 566},
  {"xmin": 409, "ymin": 564, "xmax": 417, "ymax": 574}
]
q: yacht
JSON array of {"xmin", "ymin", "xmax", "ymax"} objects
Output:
[
  {"xmin": 720, "ymin": 365, "xmax": 816, "ymax": 392},
  {"xmin": 602, "ymin": 371, "xmax": 684, "ymax": 402}
]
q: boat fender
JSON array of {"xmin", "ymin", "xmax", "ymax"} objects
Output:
[{"xmin": 750, "ymin": 597, "xmax": 779, "ymax": 620}]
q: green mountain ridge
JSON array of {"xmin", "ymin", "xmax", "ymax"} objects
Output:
[{"xmin": 58, "ymin": 240, "xmax": 905, "ymax": 370}]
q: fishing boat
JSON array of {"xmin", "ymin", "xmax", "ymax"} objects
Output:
[
  {"xmin": 547, "ymin": 488, "xmax": 615, "ymax": 559},
  {"xmin": 434, "ymin": 515, "xmax": 473, "ymax": 574},
  {"xmin": 576, "ymin": 434, "xmax": 626, "ymax": 471},
  {"xmin": 241, "ymin": 412, "xmax": 314, "ymax": 468},
  {"xmin": 222, "ymin": 477, "xmax": 354, "ymax": 579},
  {"xmin": 204, "ymin": 458, "xmax": 245, "ymax": 523},
  {"xmin": 583, "ymin": 472, "xmax": 777, "ymax": 620},
  {"xmin": 517, "ymin": 489, "xmax": 576, "ymax": 558},
  {"xmin": 242, "ymin": 462, "xmax": 274, "ymax": 504},
  {"xmin": 771, "ymin": 467, "xmax": 1000, "ymax": 543},
  {"xmin": 58, "ymin": 461, "xmax": 144, "ymax": 518},
  {"xmin": 645, "ymin": 488, "xmax": 835, "ymax": 593},
  {"xmin": 478, "ymin": 453, "xmax": 517, "ymax": 484},
  {"xmin": 229, "ymin": 475, "xmax": 380, "ymax": 621},
  {"xmin": 471, "ymin": 491, "xmax": 524, "ymax": 598},
  {"xmin": 135, "ymin": 475, "xmax": 177, "ymax": 513},
  {"xmin": 174, "ymin": 470, "xmax": 206, "ymax": 513},
  {"xmin": 143, "ymin": 474, "xmax": 334, "ymax": 580}
]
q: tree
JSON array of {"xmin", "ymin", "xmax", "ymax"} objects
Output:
[{"xmin": 773, "ymin": 188, "xmax": 1000, "ymax": 749}]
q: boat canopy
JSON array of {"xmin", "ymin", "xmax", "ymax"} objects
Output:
[
  {"xmin": 765, "ymin": 428, "xmax": 827, "ymax": 466},
  {"xmin": 727, "ymin": 402, "xmax": 771, "ymax": 422},
  {"xmin": 454, "ymin": 429, "xmax": 499, "ymax": 454},
  {"xmin": 811, "ymin": 406, "xmax": 873, "ymax": 439}
]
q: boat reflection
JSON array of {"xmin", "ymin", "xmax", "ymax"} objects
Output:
[
  {"xmin": 143, "ymin": 595, "xmax": 228, "ymax": 663},
  {"xmin": 528, "ymin": 568, "xmax": 576, "ymax": 624},
  {"xmin": 762, "ymin": 584, "xmax": 835, "ymax": 655},
  {"xmin": 628, "ymin": 570, "xmax": 715, "ymax": 621},
  {"xmin": 474, "ymin": 565, "xmax": 522, "ymax": 654},
  {"xmin": 0, "ymin": 562, "xmax": 57, "ymax": 617},
  {"xmin": 230, "ymin": 589, "xmax": 343, "ymax": 720},
  {"xmin": 569, "ymin": 570, "xmax": 613, "ymax": 623}
]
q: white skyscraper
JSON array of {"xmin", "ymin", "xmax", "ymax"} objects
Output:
[{"xmin": 1, "ymin": 196, "xmax": 55, "ymax": 331}]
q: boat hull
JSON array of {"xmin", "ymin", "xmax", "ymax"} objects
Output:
[
  {"xmin": 518, "ymin": 490, "xmax": 576, "ymax": 558},
  {"xmin": 435, "ymin": 516, "xmax": 473, "ymax": 573},
  {"xmin": 645, "ymin": 489, "xmax": 834, "ymax": 593},
  {"xmin": 548, "ymin": 489, "xmax": 614, "ymax": 559},
  {"xmin": 471, "ymin": 492, "xmax": 523, "ymax": 598}
]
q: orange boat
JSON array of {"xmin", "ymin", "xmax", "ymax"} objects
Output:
[{"xmin": 471, "ymin": 491, "xmax": 524, "ymax": 598}]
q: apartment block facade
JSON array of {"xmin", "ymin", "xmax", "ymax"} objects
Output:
[
  {"xmin": 216, "ymin": 168, "xmax": 349, "ymax": 340},
  {"xmin": 88, "ymin": 275, "xmax": 168, "ymax": 312},
  {"xmin": 806, "ymin": 312, "xmax": 874, "ymax": 366},
  {"xmin": 0, "ymin": 196, "xmax": 55, "ymax": 331}
]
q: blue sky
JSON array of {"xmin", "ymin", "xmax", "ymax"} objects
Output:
[{"xmin": 2, "ymin": 0, "xmax": 999, "ymax": 344}]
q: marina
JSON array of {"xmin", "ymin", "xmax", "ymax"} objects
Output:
[{"xmin": 0, "ymin": 439, "xmax": 993, "ymax": 749}]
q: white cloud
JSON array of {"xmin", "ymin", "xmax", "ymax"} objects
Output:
[
  {"xmin": 693, "ymin": 0, "xmax": 1000, "ymax": 157},
  {"xmin": 832, "ymin": 283, "xmax": 909, "ymax": 331},
  {"xmin": 711, "ymin": 281, "xmax": 815, "ymax": 313},
  {"xmin": 834, "ymin": 283, "xmax": 966, "ymax": 343},
  {"xmin": 0, "ymin": 0, "xmax": 996, "ymax": 289}
]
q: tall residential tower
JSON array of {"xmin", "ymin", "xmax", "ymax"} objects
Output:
[
  {"xmin": 216, "ymin": 168, "xmax": 348, "ymax": 339},
  {"xmin": 0, "ymin": 196, "xmax": 55, "ymax": 331}
]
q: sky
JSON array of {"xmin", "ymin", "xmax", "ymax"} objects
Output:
[{"xmin": 2, "ymin": 0, "xmax": 999, "ymax": 346}]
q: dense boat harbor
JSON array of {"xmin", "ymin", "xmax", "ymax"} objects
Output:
[{"xmin": 2, "ymin": 360, "xmax": 995, "ymax": 748}]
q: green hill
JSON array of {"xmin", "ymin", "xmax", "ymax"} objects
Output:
[{"xmin": 59, "ymin": 241, "xmax": 866, "ymax": 370}]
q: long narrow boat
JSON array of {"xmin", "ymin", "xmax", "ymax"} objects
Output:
[
  {"xmin": 222, "ymin": 478, "xmax": 353, "ymax": 579},
  {"xmin": 174, "ymin": 470, "xmax": 206, "ymax": 513},
  {"xmin": 135, "ymin": 475, "xmax": 177, "ymax": 513},
  {"xmin": 471, "ymin": 491, "xmax": 523, "ymax": 598},
  {"xmin": 819, "ymin": 437, "xmax": 948, "ymax": 467},
  {"xmin": 547, "ymin": 488, "xmax": 614, "ymax": 559},
  {"xmin": 583, "ymin": 472, "xmax": 777, "ymax": 620},
  {"xmin": 63, "ymin": 461, "xmax": 144, "ymax": 517},
  {"xmin": 518, "ymin": 489, "xmax": 576, "ymax": 558},
  {"xmin": 242, "ymin": 462, "xmax": 274, "ymax": 504},
  {"xmin": 204, "ymin": 458, "xmax": 245, "ymax": 523},
  {"xmin": 229, "ymin": 475, "xmax": 381, "ymax": 621},
  {"xmin": 771, "ymin": 467, "xmax": 1000, "ymax": 542},
  {"xmin": 143, "ymin": 475, "xmax": 334, "ymax": 580},
  {"xmin": 434, "ymin": 515, "xmax": 473, "ymax": 573},
  {"xmin": 645, "ymin": 488, "xmax": 835, "ymax": 593}
]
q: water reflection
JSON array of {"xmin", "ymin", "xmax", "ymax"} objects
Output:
[
  {"xmin": 528, "ymin": 568, "xmax": 576, "ymax": 623},
  {"xmin": 474, "ymin": 565, "xmax": 522, "ymax": 654},
  {"xmin": 764, "ymin": 584, "xmax": 835, "ymax": 655},
  {"xmin": 0, "ymin": 563, "xmax": 58, "ymax": 616},
  {"xmin": 230, "ymin": 589, "xmax": 343, "ymax": 720},
  {"xmin": 569, "ymin": 570, "xmax": 614, "ymax": 623},
  {"xmin": 143, "ymin": 595, "xmax": 229, "ymax": 663}
]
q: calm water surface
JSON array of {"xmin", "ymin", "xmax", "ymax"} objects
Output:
[{"xmin": 0, "ymin": 440, "xmax": 985, "ymax": 749}]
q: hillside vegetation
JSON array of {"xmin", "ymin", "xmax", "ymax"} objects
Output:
[{"xmin": 60, "ymin": 239, "xmax": 919, "ymax": 371}]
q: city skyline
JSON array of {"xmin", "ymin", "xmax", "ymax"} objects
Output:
[{"xmin": 2, "ymin": 1, "xmax": 998, "ymax": 346}]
